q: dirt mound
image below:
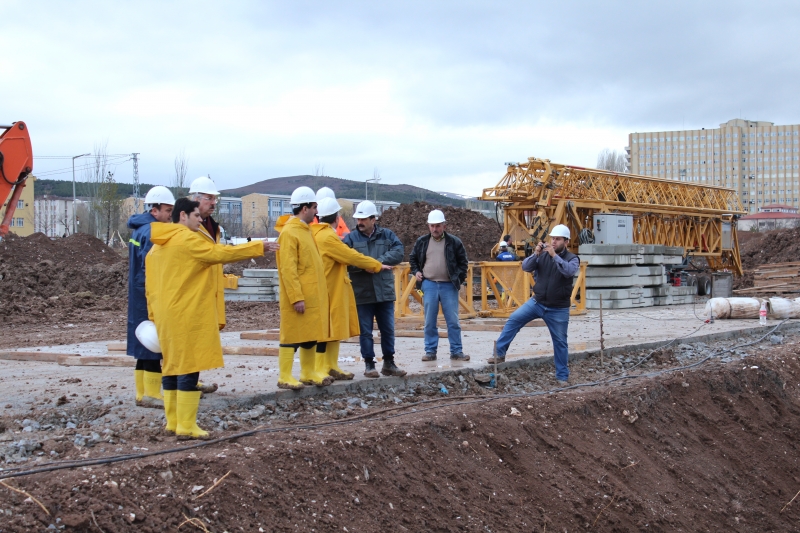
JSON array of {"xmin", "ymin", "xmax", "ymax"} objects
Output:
[
  {"xmin": 2, "ymin": 340, "xmax": 800, "ymax": 532},
  {"xmin": 734, "ymin": 227, "xmax": 800, "ymax": 289},
  {"xmin": 379, "ymin": 201, "xmax": 502, "ymax": 261},
  {"xmin": 0, "ymin": 232, "xmax": 123, "ymax": 268}
]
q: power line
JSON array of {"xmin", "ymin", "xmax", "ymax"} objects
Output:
[{"xmin": 34, "ymin": 154, "xmax": 130, "ymax": 159}]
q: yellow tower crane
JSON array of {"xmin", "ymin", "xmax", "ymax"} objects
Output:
[{"xmin": 481, "ymin": 157, "xmax": 746, "ymax": 275}]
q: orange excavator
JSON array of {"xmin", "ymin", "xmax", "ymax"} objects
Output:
[{"xmin": 0, "ymin": 121, "xmax": 33, "ymax": 238}]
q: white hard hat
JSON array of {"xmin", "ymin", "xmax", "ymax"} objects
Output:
[
  {"xmin": 135, "ymin": 320, "xmax": 162, "ymax": 354},
  {"xmin": 290, "ymin": 186, "xmax": 316, "ymax": 206},
  {"xmin": 316, "ymin": 187, "xmax": 336, "ymax": 202},
  {"xmin": 188, "ymin": 176, "xmax": 220, "ymax": 196},
  {"xmin": 353, "ymin": 200, "xmax": 378, "ymax": 219},
  {"xmin": 499, "ymin": 241, "xmax": 508, "ymax": 248},
  {"xmin": 317, "ymin": 197, "xmax": 342, "ymax": 217},
  {"xmin": 549, "ymin": 224, "xmax": 571, "ymax": 239},
  {"xmin": 144, "ymin": 186, "xmax": 175, "ymax": 206},
  {"xmin": 427, "ymin": 209, "xmax": 446, "ymax": 224}
]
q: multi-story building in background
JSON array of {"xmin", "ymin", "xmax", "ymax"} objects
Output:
[
  {"xmin": 1, "ymin": 176, "xmax": 35, "ymax": 236},
  {"xmin": 628, "ymin": 119, "xmax": 800, "ymax": 213}
]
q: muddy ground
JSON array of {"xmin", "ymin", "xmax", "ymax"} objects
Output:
[{"xmin": 1, "ymin": 327, "xmax": 799, "ymax": 532}]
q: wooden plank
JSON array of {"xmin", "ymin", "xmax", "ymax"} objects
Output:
[
  {"xmin": 222, "ymin": 346, "xmax": 279, "ymax": 356},
  {"xmin": 239, "ymin": 332, "xmax": 280, "ymax": 341},
  {"xmin": 106, "ymin": 342, "xmax": 126, "ymax": 352},
  {"xmin": 0, "ymin": 352, "xmax": 80, "ymax": 363},
  {"xmin": 58, "ymin": 356, "xmax": 135, "ymax": 367}
]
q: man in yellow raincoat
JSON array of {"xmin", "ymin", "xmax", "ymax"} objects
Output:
[
  {"xmin": 146, "ymin": 198, "xmax": 269, "ymax": 440},
  {"xmin": 276, "ymin": 187, "xmax": 332, "ymax": 389},
  {"xmin": 311, "ymin": 197, "xmax": 404, "ymax": 380}
]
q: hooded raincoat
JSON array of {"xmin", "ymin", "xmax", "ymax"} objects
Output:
[
  {"xmin": 276, "ymin": 217, "xmax": 330, "ymax": 344},
  {"xmin": 196, "ymin": 215, "xmax": 227, "ymax": 330},
  {"xmin": 126, "ymin": 212, "xmax": 161, "ymax": 360},
  {"xmin": 145, "ymin": 223, "xmax": 263, "ymax": 376},
  {"xmin": 311, "ymin": 223, "xmax": 382, "ymax": 341}
]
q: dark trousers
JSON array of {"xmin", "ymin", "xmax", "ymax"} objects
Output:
[
  {"xmin": 162, "ymin": 373, "xmax": 199, "ymax": 392},
  {"xmin": 135, "ymin": 359, "xmax": 162, "ymax": 372},
  {"xmin": 356, "ymin": 301, "xmax": 395, "ymax": 362}
]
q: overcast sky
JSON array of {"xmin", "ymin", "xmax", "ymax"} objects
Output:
[{"xmin": 2, "ymin": 1, "xmax": 798, "ymax": 197}]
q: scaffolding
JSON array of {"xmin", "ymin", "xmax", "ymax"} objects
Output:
[{"xmin": 481, "ymin": 157, "xmax": 746, "ymax": 275}]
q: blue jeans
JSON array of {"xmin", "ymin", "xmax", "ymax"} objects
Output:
[
  {"xmin": 162, "ymin": 372, "xmax": 200, "ymax": 391},
  {"xmin": 422, "ymin": 280, "xmax": 462, "ymax": 355},
  {"xmin": 495, "ymin": 299, "xmax": 570, "ymax": 381},
  {"xmin": 356, "ymin": 301, "xmax": 395, "ymax": 362}
]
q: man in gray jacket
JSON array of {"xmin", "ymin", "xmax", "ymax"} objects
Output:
[{"xmin": 342, "ymin": 201, "xmax": 406, "ymax": 378}]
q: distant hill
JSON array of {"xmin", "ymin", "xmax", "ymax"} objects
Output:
[
  {"xmin": 220, "ymin": 175, "xmax": 467, "ymax": 207},
  {"xmin": 33, "ymin": 179, "xmax": 157, "ymax": 199}
]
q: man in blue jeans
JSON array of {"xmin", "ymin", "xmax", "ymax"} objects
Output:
[
  {"xmin": 487, "ymin": 224, "xmax": 579, "ymax": 384},
  {"xmin": 342, "ymin": 201, "xmax": 406, "ymax": 378},
  {"xmin": 409, "ymin": 209, "xmax": 470, "ymax": 361}
]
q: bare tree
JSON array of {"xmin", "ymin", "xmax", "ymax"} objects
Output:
[
  {"xmin": 372, "ymin": 168, "xmax": 380, "ymax": 201},
  {"xmin": 596, "ymin": 149, "xmax": 628, "ymax": 173},
  {"xmin": 314, "ymin": 162, "xmax": 325, "ymax": 177},
  {"xmin": 96, "ymin": 170, "xmax": 122, "ymax": 244},
  {"xmin": 82, "ymin": 142, "xmax": 111, "ymax": 237},
  {"xmin": 172, "ymin": 149, "xmax": 189, "ymax": 198}
]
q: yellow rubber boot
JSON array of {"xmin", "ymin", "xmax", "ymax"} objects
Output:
[
  {"xmin": 277, "ymin": 347, "xmax": 304, "ymax": 390},
  {"xmin": 176, "ymin": 390, "xmax": 211, "ymax": 441},
  {"xmin": 163, "ymin": 389, "xmax": 177, "ymax": 435},
  {"xmin": 326, "ymin": 342, "xmax": 353, "ymax": 380},
  {"xmin": 143, "ymin": 371, "xmax": 164, "ymax": 400},
  {"xmin": 315, "ymin": 346, "xmax": 331, "ymax": 376},
  {"xmin": 134, "ymin": 369, "xmax": 145, "ymax": 402},
  {"xmin": 299, "ymin": 345, "xmax": 333, "ymax": 387}
]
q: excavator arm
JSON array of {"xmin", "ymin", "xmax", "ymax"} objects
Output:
[{"xmin": 0, "ymin": 121, "xmax": 33, "ymax": 238}]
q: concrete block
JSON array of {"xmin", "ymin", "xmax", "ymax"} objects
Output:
[
  {"xmin": 641, "ymin": 286, "xmax": 669, "ymax": 297},
  {"xmin": 225, "ymin": 286, "xmax": 277, "ymax": 295},
  {"xmin": 237, "ymin": 278, "xmax": 279, "ymax": 287},
  {"xmin": 585, "ymin": 266, "xmax": 636, "ymax": 277},
  {"xmin": 635, "ymin": 274, "xmax": 668, "ymax": 287},
  {"xmin": 668, "ymin": 285, "xmax": 697, "ymax": 296},
  {"xmin": 224, "ymin": 293, "xmax": 279, "ymax": 302},
  {"xmin": 580, "ymin": 254, "xmax": 643, "ymax": 266},
  {"xmin": 585, "ymin": 297, "xmax": 653, "ymax": 309},
  {"xmin": 578, "ymin": 244, "xmax": 645, "ymax": 255},
  {"xmin": 664, "ymin": 246, "xmax": 684, "ymax": 256},
  {"xmin": 640, "ymin": 245, "xmax": 665, "ymax": 254},
  {"xmin": 586, "ymin": 288, "xmax": 644, "ymax": 300},
  {"xmin": 243, "ymin": 269, "xmax": 279, "ymax": 278},
  {"xmin": 634, "ymin": 265, "xmax": 665, "ymax": 276}
]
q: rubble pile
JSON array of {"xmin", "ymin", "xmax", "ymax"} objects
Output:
[
  {"xmin": 378, "ymin": 201, "xmax": 502, "ymax": 261},
  {"xmin": 735, "ymin": 227, "xmax": 800, "ymax": 289}
]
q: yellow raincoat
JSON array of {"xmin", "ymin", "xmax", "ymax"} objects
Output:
[
  {"xmin": 311, "ymin": 223, "xmax": 382, "ymax": 341},
  {"xmin": 146, "ymin": 223, "xmax": 264, "ymax": 376},
  {"xmin": 196, "ymin": 220, "xmax": 227, "ymax": 329},
  {"xmin": 276, "ymin": 216, "xmax": 330, "ymax": 344}
]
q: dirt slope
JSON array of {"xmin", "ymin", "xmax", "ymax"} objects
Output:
[{"xmin": 2, "ymin": 338, "xmax": 799, "ymax": 532}]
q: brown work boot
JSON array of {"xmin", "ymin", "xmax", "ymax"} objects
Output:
[
  {"xmin": 381, "ymin": 356, "xmax": 407, "ymax": 377},
  {"xmin": 364, "ymin": 360, "xmax": 380, "ymax": 378},
  {"xmin": 421, "ymin": 353, "xmax": 437, "ymax": 361},
  {"xmin": 486, "ymin": 355, "xmax": 506, "ymax": 364}
]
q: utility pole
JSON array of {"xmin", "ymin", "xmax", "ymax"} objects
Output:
[
  {"xmin": 132, "ymin": 153, "xmax": 140, "ymax": 212},
  {"xmin": 72, "ymin": 153, "xmax": 90, "ymax": 235}
]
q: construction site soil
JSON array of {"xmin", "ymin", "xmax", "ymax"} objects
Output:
[
  {"xmin": 1, "ymin": 328, "xmax": 800, "ymax": 531},
  {"xmin": 735, "ymin": 227, "xmax": 800, "ymax": 290},
  {"xmin": 379, "ymin": 201, "xmax": 502, "ymax": 262}
]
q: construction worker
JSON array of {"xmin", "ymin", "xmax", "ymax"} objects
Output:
[
  {"xmin": 311, "ymin": 197, "xmax": 402, "ymax": 380},
  {"xmin": 186, "ymin": 176, "xmax": 229, "ymax": 395},
  {"xmin": 315, "ymin": 187, "xmax": 350, "ymax": 238},
  {"xmin": 496, "ymin": 241, "xmax": 517, "ymax": 261},
  {"xmin": 126, "ymin": 185, "xmax": 174, "ymax": 408},
  {"xmin": 276, "ymin": 186, "xmax": 333, "ymax": 389},
  {"xmin": 146, "ymin": 198, "xmax": 268, "ymax": 440},
  {"xmin": 487, "ymin": 224, "xmax": 578, "ymax": 384},
  {"xmin": 342, "ymin": 200, "xmax": 405, "ymax": 378},
  {"xmin": 409, "ymin": 209, "xmax": 470, "ymax": 362}
]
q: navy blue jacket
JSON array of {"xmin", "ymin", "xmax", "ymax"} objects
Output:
[
  {"xmin": 342, "ymin": 225, "xmax": 404, "ymax": 304},
  {"xmin": 126, "ymin": 213, "xmax": 161, "ymax": 360}
]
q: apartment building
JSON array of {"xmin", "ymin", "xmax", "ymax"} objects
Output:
[
  {"xmin": 1, "ymin": 176, "xmax": 35, "ymax": 236},
  {"xmin": 242, "ymin": 193, "xmax": 294, "ymax": 238},
  {"xmin": 628, "ymin": 119, "xmax": 800, "ymax": 213}
]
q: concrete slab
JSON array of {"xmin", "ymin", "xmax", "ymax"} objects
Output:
[
  {"xmin": 580, "ymin": 254, "xmax": 643, "ymax": 266},
  {"xmin": 225, "ymin": 286, "xmax": 278, "ymax": 295},
  {"xmin": 578, "ymin": 244, "xmax": 645, "ymax": 255},
  {"xmin": 586, "ymin": 297, "xmax": 654, "ymax": 309},
  {"xmin": 586, "ymin": 288, "xmax": 644, "ymax": 300},
  {"xmin": 224, "ymin": 293, "xmax": 279, "ymax": 302},
  {"xmin": 585, "ymin": 266, "xmax": 636, "ymax": 277},
  {"xmin": 237, "ymin": 278, "xmax": 279, "ymax": 287},
  {"xmin": 243, "ymin": 269, "xmax": 278, "ymax": 278},
  {"xmin": 3, "ymin": 305, "xmax": 796, "ymax": 412}
]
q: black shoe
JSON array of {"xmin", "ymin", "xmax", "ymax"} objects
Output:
[
  {"xmin": 381, "ymin": 357, "xmax": 407, "ymax": 377},
  {"xmin": 450, "ymin": 353, "xmax": 470, "ymax": 361},
  {"xmin": 421, "ymin": 353, "xmax": 437, "ymax": 361},
  {"xmin": 364, "ymin": 360, "xmax": 380, "ymax": 378}
]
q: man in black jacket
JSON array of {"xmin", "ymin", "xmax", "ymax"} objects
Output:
[
  {"xmin": 342, "ymin": 201, "xmax": 406, "ymax": 378},
  {"xmin": 409, "ymin": 209, "xmax": 469, "ymax": 361},
  {"xmin": 487, "ymin": 224, "xmax": 579, "ymax": 384}
]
